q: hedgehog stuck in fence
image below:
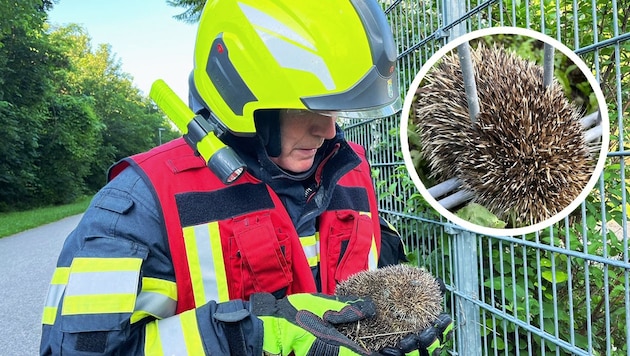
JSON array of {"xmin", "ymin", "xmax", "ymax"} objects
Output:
[{"xmin": 412, "ymin": 43, "xmax": 599, "ymax": 227}]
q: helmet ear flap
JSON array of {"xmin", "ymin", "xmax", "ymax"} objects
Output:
[
  {"xmin": 188, "ymin": 71, "xmax": 209, "ymax": 116},
  {"xmin": 254, "ymin": 110, "xmax": 281, "ymax": 157}
]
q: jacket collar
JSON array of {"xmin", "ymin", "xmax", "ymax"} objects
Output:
[{"xmin": 225, "ymin": 126, "xmax": 361, "ymax": 227}]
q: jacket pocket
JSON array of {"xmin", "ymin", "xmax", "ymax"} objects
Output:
[
  {"xmin": 228, "ymin": 213, "xmax": 293, "ymax": 299},
  {"xmin": 328, "ymin": 210, "xmax": 373, "ymax": 283}
]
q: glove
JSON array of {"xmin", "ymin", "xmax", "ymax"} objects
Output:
[
  {"xmin": 379, "ymin": 313, "xmax": 454, "ymax": 356},
  {"xmin": 380, "ymin": 277, "xmax": 453, "ymax": 356},
  {"xmin": 250, "ymin": 292, "xmax": 377, "ymax": 356}
]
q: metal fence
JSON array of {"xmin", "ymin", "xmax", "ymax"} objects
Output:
[{"xmin": 343, "ymin": 0, "xmax": 629, "ymax": 354}]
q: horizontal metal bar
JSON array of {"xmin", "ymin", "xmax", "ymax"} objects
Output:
[
  {"xmin": 607, "ymin": 150, "xmax": 630, "ymax": 157},
  {"xmin": 382, "ymin": 211, "xmax": 630, "ymax": 269},
  {"xmin": 341, "ymin": 117, "xmax": 381, "ymax": 130},
  {"xmin": 386, "ymin": 205, "xmax": 627, "ymax": 277},
  {"xmin": 441, "ymin": 0, "xmax": 501, "ymax": 32},
  {"xmin": 379, "ymin": 208, "xmax": 450, "ymax": 226},
  {"xmin": 475, "ymin": 232, "xmax": 630, "ymax": 270},
  {"xmin": 370, "ymin": 161, "xmax": 404, "ymax": 168},
  {"xmin": 438, "ymin": 189, "xmax": 475, "ymax": 209},
  {"xmin": 428, "ymin": 178, "xmax": 461, "ymax": 198},
  {"xmin": 580, "ymin": 111, "xmax": 600, "ymax": 129},
  {"xmin": 397, "ymin": 0, "xmax": 500, "ymax": 59},
  {"xmin": 575, "ymin": 32, "xmax": 630, "ymax": 55},
  {"xmin": 585, "ymin": 125, "xmax": 603, "ymax": 143},
  {"xmin": 449, "ymin": 289, "xmax": 591, "ymax": 356},
  {"xmin": 397, "ymin": 32, "xmax": 441, "ymax": 59}
]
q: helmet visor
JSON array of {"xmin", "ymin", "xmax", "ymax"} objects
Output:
[
  {"xmin": 298, "ymin": 96, "xmax": 402, "ymax": 120},
  {"xmin": 332, "ymin": 96, "xmax": 402, "ymax": 119}
]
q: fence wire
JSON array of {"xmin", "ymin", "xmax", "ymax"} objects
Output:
[{"xmin": 343, "ymin": 0, "xmax": 629, "ymax": 354}]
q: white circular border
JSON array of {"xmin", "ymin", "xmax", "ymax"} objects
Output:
[{"xmin": 400, "ymin": 26, "xmax": 610, "ymax": 236}]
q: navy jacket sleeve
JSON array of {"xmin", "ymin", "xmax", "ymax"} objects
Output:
[{"xmin": 39, "ymin": 167, "xmax": 263, "ymax": 355}]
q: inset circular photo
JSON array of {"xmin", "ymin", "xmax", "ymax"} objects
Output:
[{"xmin": 400, "ymin": 27, "xmax": 609, "ymax": 236}]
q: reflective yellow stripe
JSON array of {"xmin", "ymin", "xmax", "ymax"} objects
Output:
[
  {"xmin": 180, "ymin": 310, "xmax": 205, "ymax": 353},
  {"xmin": 51, "ymin": 267, "xmax": 70, "ymax": 284},
  {"xmin": 142, "ymin": 277, "xmax": 177, "ymax": 300},
  {"xmin": 183, "ymin": 226, "xmax": 206, "ymax": 305},
  {"xmin": 184, "ymin": 222, "xmax": 230, "ymax": 306},
  {"xmin": 384, "ymin": 218, "xmax": 400, "ymax": 235},
  {"xmin": 359, "ymin": 211, "xmax": 378, "ymax": 271},
  {"xmin": 131, "ymin": 277, "xmax": 178, "ymax": 323},
  {"xmin": 144, "ymin": 310, "xmax": 204, "ymax": 355},
  {"xmin": 71, "ymin": 257, "xmax": 142, "ymax": 272},
  {"xmin": 300, "ymin": 233, "xmax": 320, "ymax": 267},
  {"xmin": 62, "ymin": 257, "xmax": 142, "ymax": 316},
  {"xmin": 42, "ymin": 307, "xmax": 57, "ymax": 325},
  {"xmin": 63, "ymin": 293, "xmax": 137, "ymax": 315},
  {"xmin": 144, "ymin": 320, "xmax": 164, "ymax": 355},
  {"xmin": 42, "ymin": 267, "xmax": 70, "ymax": 325},
  {"xmin": 209, "ymin": 222, "xmax": 229, "ymax": 302}
]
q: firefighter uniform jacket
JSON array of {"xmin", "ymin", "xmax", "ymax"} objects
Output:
[{"xmin": 40, "ymin": 133, "xmax": 404, "ymax": 355}]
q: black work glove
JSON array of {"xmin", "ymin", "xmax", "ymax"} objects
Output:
[
  {"xmin": 380, "ymin": 277, "xmax": 453, "ymax": 356},
  {"xmin": 378, "ymin": 313, "xmax": 453, "ymax": 356},
  {"xmin": 250, "ymin": 292, "xmax": 378, "ymax": 356}
]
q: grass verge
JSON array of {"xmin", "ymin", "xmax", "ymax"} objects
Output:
[{"xmin": 0, "ymin": 195, "xmax": 93, "ymax": 238}]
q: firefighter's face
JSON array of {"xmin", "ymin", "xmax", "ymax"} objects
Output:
[{"xmin": 270, "ymin": 110, "xmax": 337, "ymax": 173}]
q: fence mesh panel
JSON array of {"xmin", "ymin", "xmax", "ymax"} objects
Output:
[{"xmin": 343, "ymin": 0, "xmax": 629, "ymax": 354}]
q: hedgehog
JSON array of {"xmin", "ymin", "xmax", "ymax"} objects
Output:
[
  {"xmin": 413, "ymin": 43, "xmax": 598, "ymax": 227},
  {"xmin": 334, "ymin": 264, "xmax": 444, "ymax": 351}
]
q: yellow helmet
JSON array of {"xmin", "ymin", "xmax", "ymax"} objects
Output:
[{"xmin": 190, "ymin": 0, "xmax": 401, "ymax": 136}]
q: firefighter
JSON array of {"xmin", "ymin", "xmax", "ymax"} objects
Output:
[{"xmin": 40, "ymin": 0, "xmax": 451, "ymax": 355}]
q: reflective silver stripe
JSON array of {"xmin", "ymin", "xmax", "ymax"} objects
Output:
[
  {"xmin": 239, "ymin": 2, "xmax": 335, "ymax": 90},
  {"xmin": 300, "ymin": 235, "xmax": 320, "ymax": 265},
  {"xmin": 368, "ymin": 238, "xmax": 378, "ymax": 271},
  {"xmin": 302, "ymin": 242, "xmax": 319, "ymax": 260},
  {"xmin": 156, "ymin": 315, "xmax": 188, "ymax": 355},
  {"xmin": 192, "ymin": 224, "xmax": 221, "ymax": 303},
  {"xmin": 44, "ymin": 284, "xmax": 66, "ymax": 308},
  {"xmin": 134, "ymin": 291, "xmax": 177, "ymax": 320},
  {"xmin": 238, "ymin": 2, "xmax": 314, "ymax": 50},
  {"xmin": 65, "ymin": 271, "xmax": 139, "ymax": 296}
]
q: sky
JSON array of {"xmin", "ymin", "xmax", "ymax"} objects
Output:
[{"xmin": 47, "ymin": 0, "xmax": 198, "ymax": 101}]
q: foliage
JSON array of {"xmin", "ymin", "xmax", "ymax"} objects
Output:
[
  {"xmin": 380, "ymin": 0, "xmax": 630, "ymax": 355},
  {"xmin": 0, "ymin": 102, "xmax": 41, "ymax": 211},
  {"xmin": 474, "ymin": 159, "xmax": 630, "ymax": 355},
  {"xmin": 166, "ymin": 0, "xmax": 206, "ymax": 23},
  {"xmin": 0, "ymin": 1, "xmax": 179, "ymax": 212},
  {"xmin": 481, "ymin": 3, "xmax": 629, "ymax": 352},
  {"xmin": 455, "ymin": 203, "xmax": 507, "ymax": 228},
  {"xmin": 38, "ymin": 95, "xmax": 102, "ymax": 204},
  {"xmin": 47, "ymin": 24, "xmax": 174, "ymax": 191},
  {"xmin": 0, "ymin": 0, "xmax": 58, "ymax": 211}
]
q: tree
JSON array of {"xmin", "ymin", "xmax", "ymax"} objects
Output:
[
  {"xmin": 38, "ymin": 95, "xmax": 102, "ymax": 204},
  {"xmin": 48, "ymin": 24, "xmax": 173, "ymax": 191},
  {"xmin": 167, "ymin": 0, "xmax": 206, "ymax": 23},
  {"xmin": 0, "ymin": 1, "xmax": 178, "ymax": 211},
  {"xmin": 0, "ymin": 0, "xmax": 60, "ymax": 210}
]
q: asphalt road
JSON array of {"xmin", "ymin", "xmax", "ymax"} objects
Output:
[{"xmin": 0, "ymin": 214, "xmax": 82, "ymax": 356}]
